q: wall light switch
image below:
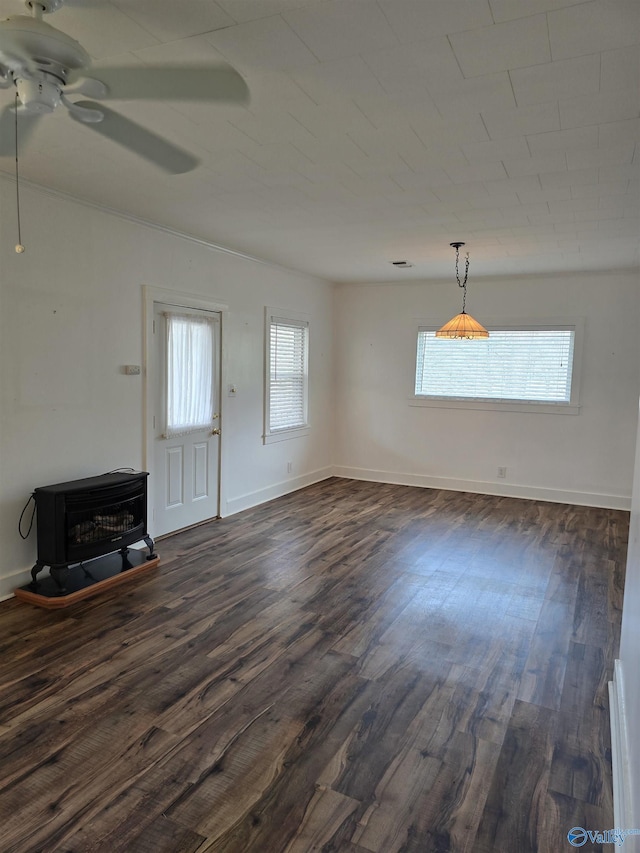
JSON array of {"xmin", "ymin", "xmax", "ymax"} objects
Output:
[{"xmin": 228, "ymin": 384, "xmax": 237, "ymax": 396}]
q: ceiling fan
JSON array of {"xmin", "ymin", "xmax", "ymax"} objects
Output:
[{"xmin": 0, "ymin": 0, "xmax": 250, "ymax": 173}]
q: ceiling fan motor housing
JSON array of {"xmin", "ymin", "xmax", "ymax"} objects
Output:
[{"xmin": 1, "ymin": 16, "xmax": 90, "ymax": 77}]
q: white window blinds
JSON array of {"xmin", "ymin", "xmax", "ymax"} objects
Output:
[
  {"xmin": 269, "ymin": 317, "xmax": 309, "ymax": 432},
  {"xmin": 415, "ymin": 328, "xmax": 575, "ymax": 403},
  {"xmin": 164, "ymin": 312, "xmax": 216, "ymax": 438}
]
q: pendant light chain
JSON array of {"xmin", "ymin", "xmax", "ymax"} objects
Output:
[
  {"xmin": 453, "ymin": 244, "xmax": 470, "ymax": 313},
  {"xmin": 14, "ymin": 93, "xmax": 25, "ymax": 253}
]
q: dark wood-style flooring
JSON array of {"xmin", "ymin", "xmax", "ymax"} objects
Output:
[{"xmin": 0, "ymin": 478, "xmax": 628, "ymax": 853}]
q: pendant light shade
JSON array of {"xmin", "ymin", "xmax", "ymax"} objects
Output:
[
  {"xmin": 436, "ymin": 242, "xmax": 488, "ymax": 339},
  {"xmin": 435, "ymin": 311, "xmax": 489, "ymax": 339}
]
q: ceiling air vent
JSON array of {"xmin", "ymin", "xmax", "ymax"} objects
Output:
[{"xmin": 391, "ymin": 261, "xmax": 413, "ymax": 268}]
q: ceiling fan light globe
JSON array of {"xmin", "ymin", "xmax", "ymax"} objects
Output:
[
  {"xmin": 25, "ymin": 0, "xmax": 65, "ymax": 14},
  {"xmin": 15, "ymin": 74, "xmax": 59, "ymax": 112}
]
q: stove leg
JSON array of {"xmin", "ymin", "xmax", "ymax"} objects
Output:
[
  {"xmin": 30, "ymin": 561, "xmax": 45, "ymax": 590},
  {"xmin": 119, "ymin": 547, "xmax": 133, "ymax": 571},
  {"xmin": 50, "ymin": 565, "xmax": 70, "ymax": 594},
  {"xmin": 143, "ymin": 535, "xmax": 157, "ymax": 560}
]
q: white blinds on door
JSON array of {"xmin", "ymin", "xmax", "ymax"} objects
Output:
[{"xmin": 164, "ymin": 312, "xmax": 216, "ymax": 438}]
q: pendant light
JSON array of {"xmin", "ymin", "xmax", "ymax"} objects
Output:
[{"xmin": 436, "ymin": 242, "xmax": 487, "ymax": 339}]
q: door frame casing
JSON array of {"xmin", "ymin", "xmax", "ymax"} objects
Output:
[{"xmin": 142, "ymin": 285, "xmax": 229, "ymax": 536}]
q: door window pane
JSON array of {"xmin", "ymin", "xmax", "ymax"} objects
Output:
[{"xmin": 165, "ymin": 313, "xmax": 215, "ymax": 437}]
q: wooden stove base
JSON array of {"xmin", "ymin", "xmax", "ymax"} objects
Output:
[{"xmin": 14, "ymin": 550, "xmax": 160, "ymax": 609}]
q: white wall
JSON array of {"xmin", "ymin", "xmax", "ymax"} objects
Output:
[
  {"xmin": 0, "ymin": 181, "xmax": 334, "ymax": 599},
  {"xmin": 617, "ymin": 399, "xmax": 640, "ymax": 834},
  {"xmin": 333, "ymin": 270, "xmax": 640, "ymax": 508}
]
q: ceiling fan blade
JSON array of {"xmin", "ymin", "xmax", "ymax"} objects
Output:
[
  {"xmin": 63, "ymin": 76, "xmax": 108, "ymax": 99},
  {"xmin": 69, "ymin": 101, "xmax": 199, "ymax": 174},
  {"xmin": 0, "ymin": 103, "xmax": 41, "ymax": 156},
  {"xmin": 70, "ymin": 64, "xmax": 249, "ymax": 105}
]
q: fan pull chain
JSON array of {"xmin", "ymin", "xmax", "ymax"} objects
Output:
[{"xmin": 14, "ymin": 93, "xmax": 25, "ymax": 254}]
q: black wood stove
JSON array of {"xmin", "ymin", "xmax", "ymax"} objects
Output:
[{"xmin": 30, "ymin": 471, "xmax": 156, "ymax": 592}]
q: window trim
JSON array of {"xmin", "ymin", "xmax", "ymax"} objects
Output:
[
  {"xmin": 264, "ymin": 307, "xmax": 310, "ymax": 445},
  {"xmin": 409, "ymin": 318, "xmax": 584, "ymax": 415}
]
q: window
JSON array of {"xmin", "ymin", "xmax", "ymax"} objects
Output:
[
  {"xmin": 413, "ymin": 323, "xmax": 581, "ymax": 414},
  {"xmin": 164, "ymin": 312, "xmax": 216, "ymax": 437},
  {"xmin": 264, "ymin": 311, "xmax": 309, "ymax": 443}
]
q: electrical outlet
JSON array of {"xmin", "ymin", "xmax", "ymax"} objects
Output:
[
  {"xmin": 287, "ymin": 461, "xmax": 293, "ymax": 474},
  {"xmin": 497, "ymin": 466, "xmax": 507, "ymax": 479}
]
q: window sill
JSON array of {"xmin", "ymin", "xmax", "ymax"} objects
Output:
[
  {"xmin": 263, "ymin": 426, "xmax": 311, "ymax": 445},
  {"xmin": 409, "ymin": 397, "xmax": 581, "ymax": 415}
]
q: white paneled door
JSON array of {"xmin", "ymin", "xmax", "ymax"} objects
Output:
[{"xmin": 152, "ymin": 302, "xmax": 221, "ymax": 536}]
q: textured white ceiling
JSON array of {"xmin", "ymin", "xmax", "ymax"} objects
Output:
[{"xmin": 0, "ymin": 0, "xmax": 638, "ymax": 282}]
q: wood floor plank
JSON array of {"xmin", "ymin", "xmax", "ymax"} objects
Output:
[
  {"xmin": 560, "ymin": 641, "xmax": 609, "ymax": 718},
  {"xmin": 537, "ymin": 789, "xmax": 612, "ymax": 853},
  {"xmin": 281, "ymin": 786, "xmax": 361, "ymax": 853},
  {"xmin": 572, "ymin": 567, "xmax": 611, "ymax": 648},
  {"xmin": 318, "ymin": 660, "xmax": 453, "ymax": 798},
  {"xmin": 349, "ymin": 747, "xmax": 442, "ymax": 851},
  {"xmin": 165, "ymin": 706, "xmax": 302, "ymax": 838},
  {"xmin": 472, "ymin": 699, "xmax": 556, "ymax": 853},
  {"xmin": 388, "ymin": 732, "xmax": 502, "ymax": 853},
  {"xmin": 0, "ymin": 478, "xmax": 626, "ymax": 852},
  {"xmin": 548, "ymin": 741, "xmax": 613, "ymax": 808},
  {"xmin": 126, "ymin": 816, "xmax": 206, "ymax": 853},
  {"xmin": 196, "ymin": 673, "xmax": 378, "ymax": 852},
  {"xmin": 517, "ymin": 597, "xmax": 575, "ymax": 710},
  {"xmin": 438, "ymin": 666, "xmax": 518, "ymax": 748},
  {"xmin": 0, "ymin": 715, "xmax": 175, "ymax": 851}
]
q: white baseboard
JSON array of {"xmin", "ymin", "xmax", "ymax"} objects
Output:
[
  {"xmin": 332, "ymin": 466, "xmax": 631, "ymax": 510},
  {"xmin": 223, "ymin": 466, "xmax": 334, "ymax": 517},
  {"xmin": 0, "ymin": 567, "xmax": 34, "ymax": 602},
  {"xmin": 609, "ymin": 660, "xmax": 638, "ymax": 846}
]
